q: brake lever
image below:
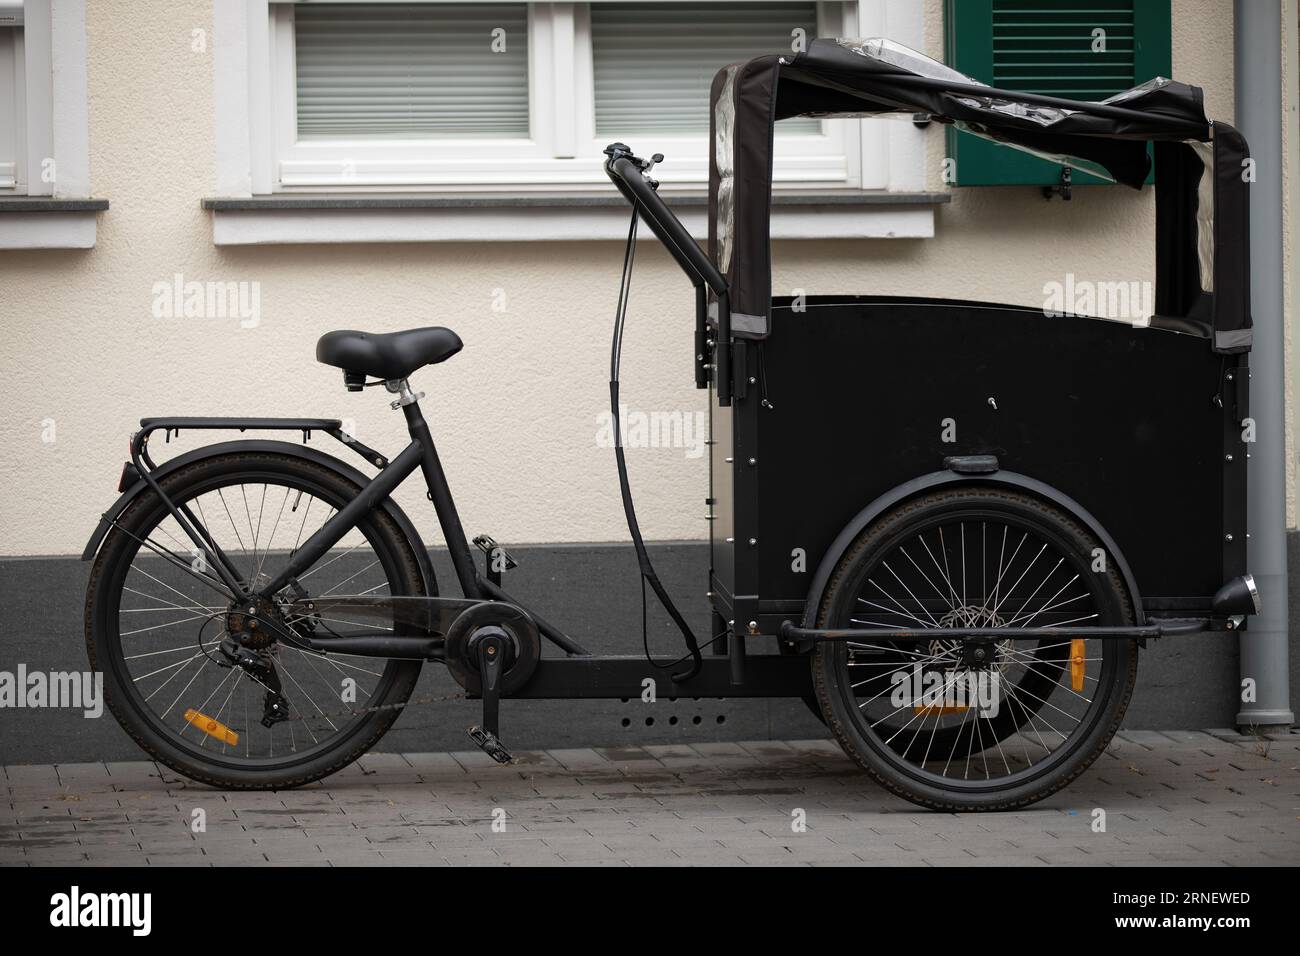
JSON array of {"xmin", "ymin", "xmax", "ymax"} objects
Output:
[{"xmin": 642, "ymin": 152, "xmax": 665, "ymax": 189}]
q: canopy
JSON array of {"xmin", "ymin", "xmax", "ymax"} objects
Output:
[{"xmin": 707, "ymin": 38, "xmax": 1251, "ymax": 353}]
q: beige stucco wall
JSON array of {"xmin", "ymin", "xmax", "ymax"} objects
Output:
[{"xmin": 0, "ymin": 0, "xmax": 1268, "ymax": 558}]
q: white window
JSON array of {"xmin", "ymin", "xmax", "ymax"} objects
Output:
[
  {"xmin": 266, "ymin": 0, "xmax": 866, "ymax": 191},
  {"xmin": 590, "ymin": 2, "xmax": 819, "ymax": 136},
  {"xmin": 0, "ymin": 0, "xmax": 90, "ymax": 198},
  {"xmin": 0, "ymin": 4, "xmax": 26, "ymax": 190},
  {"xmin": 212, "ymin": 0, "xmax": 933, "ymax": 243},
  {"xmin": 0, "ymin": 0, "xmax": 97, "ymax": 250}
]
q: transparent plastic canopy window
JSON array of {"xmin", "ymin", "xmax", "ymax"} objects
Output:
[
  {"xmin": 833, "ymin": 38, "xmax": 1178, "ymax": 184},
  {"xmin": 714, "ymin": 65, "xmax": 738, "ymax": 275},
  {"xmin": 838, "ymin": 38, "xmax": 1173, "ymax": 123},
  {"xmin": 710, "ymin": 39, "xmax": 1184, "ymax": 272}
]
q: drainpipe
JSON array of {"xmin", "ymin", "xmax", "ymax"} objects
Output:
[{"xmin": 1235, "ymin": 0, "xmax": 1295, "ymax": 731}]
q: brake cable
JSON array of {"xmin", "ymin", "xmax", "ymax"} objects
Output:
[{"xmin": 610, "ymin": 203, "xmax": 705, "ymax": 682}]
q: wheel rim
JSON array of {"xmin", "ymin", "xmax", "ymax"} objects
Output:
[
  {"xmin": 828, "ymin": 507, "xmax": 1125, "ymax": 792},
  {"xmin": 103, "ymin": 471, "xmax": 415, "ymax": 769}
]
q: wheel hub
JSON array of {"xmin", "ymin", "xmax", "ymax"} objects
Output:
[
  {"xmin": 226, "ymin": 596, "xmax": 283, "ymax": 650},
  {"xmin": 930, "ymin": 604, "xmax": 1013, "ymax": 673}
]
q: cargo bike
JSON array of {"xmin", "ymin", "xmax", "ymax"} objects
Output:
[{"xmin": 84, "ymin": 40, "xmax": 1259, "ymax": 810}]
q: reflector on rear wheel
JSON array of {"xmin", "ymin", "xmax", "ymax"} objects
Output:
[{"xmin": 184, "ymin": 708, "xmax": 239, "ymax": 746}]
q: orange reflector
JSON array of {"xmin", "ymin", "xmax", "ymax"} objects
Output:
[
  {"xmin": 184, "ymin": 708, "xmax": 239, "ymax": 746},
  {"xmin": 913, "ymin": 704, "xmax": 970, "ymax": 716},
  {"xmin": 1069, "ymin": 639, "xmax": 1087, "ymax": 692}
]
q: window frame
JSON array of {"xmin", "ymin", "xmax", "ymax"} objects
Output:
[
  {"xmin": 0, "ymin": 1, "xmax": 100, "ymax": 251},
  {"xmin": 0, "ymin": 26, "xmax": 24, "ymax": 190},
  {"xmin": 0, "ymin": 0, "xmax": 90, "ymax": 199},
  {"xmin": 211, "ymin": 0, "xmax": 939, "ymax": 244},
  {"xmin": 576, "ymin": 1, "xmax": 860, "ymax": 190},
  {"xmin": 269, "ymin": 0, "xmax": 860, "ymax": 191}
]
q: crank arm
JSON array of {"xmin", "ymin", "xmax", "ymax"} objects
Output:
[{"xmin": 466, "ymin": 629, "xmax": 512, "ymax": 764}]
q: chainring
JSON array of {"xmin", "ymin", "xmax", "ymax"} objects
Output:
[{"xmin": 443, "ymin": 602, "xmax": 541, "ymax": 695}]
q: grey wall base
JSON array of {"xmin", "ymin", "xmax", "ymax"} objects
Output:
[{"xmin": 2, "ymin": 538, "xmax": 1297, "ymax": 766}]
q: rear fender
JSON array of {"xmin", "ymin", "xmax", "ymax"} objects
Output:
[
  {"xmin": 801, "ymin": 469, "xmax": 1144, "ymax": 627},
  {"xmin": 81, "ymin": 439, "xmax": 438, "ymax": 597}
]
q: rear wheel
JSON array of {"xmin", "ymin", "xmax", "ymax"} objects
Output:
[
  {"xmin": 85, "ymin": 451, "xmax": 429, "ymax": 789},
  {"xmin": 811, "ymin": 488, "xmax": 1138, "ymax": 811}
]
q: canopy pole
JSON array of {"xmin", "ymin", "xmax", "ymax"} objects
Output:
[{"xmin": 1235, "ymin": 0, "xmax": 1294, "ymax": 731}]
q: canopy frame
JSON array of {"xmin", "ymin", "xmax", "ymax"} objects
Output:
[{"xmin": 705, "ymin": 38, "xmax": 1251, "ymax": 354}]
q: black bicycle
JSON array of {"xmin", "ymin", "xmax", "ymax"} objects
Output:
[{"xmin": 86, "ymin": 40, "xmax": 1258, "ymax": 810}]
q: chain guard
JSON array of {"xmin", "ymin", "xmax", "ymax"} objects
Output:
[{"xmin": 444, "ymin": 602, "xmax": 541, "ymax": 695}]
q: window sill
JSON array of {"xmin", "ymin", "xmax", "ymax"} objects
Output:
[
  {"xmin": 0, "ymin": 197, "xmax": 109, "ymax": 249},
  {"xmin": 201, "ymin": 191, "xmax": 949, "ymax": 245}
]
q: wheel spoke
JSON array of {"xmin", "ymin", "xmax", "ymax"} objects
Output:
[
  {"xmin": 101, "ymin": 470, "xmax": 414, "ymax": 772},
  {"xmin": 822, "ymin": 499, "xmax": 1128, "ymax": 797}
]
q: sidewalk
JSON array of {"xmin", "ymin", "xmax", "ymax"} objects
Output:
[{"xmin": 2, "ymin": 731, "xmax": 1297, "ymax": 867}]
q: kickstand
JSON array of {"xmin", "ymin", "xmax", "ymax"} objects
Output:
[{"xmin": 467, "ymin": 631, "xmax": 512, "ymax": 764}]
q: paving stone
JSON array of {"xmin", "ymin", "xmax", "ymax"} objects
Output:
[
  {"xmin": 545, "ymin": 748, "xmax": 615, "ymax": 771},
  {"xmin": 4, "ymin": 735, "xmax": 1299, "ymax": 866},
  {"xmin": 593, "ymin": 746, "xmax": 662, "ymax": 764},
  {"xmin": 642, "ymin": 744, "xmax": 698, "ymax": 760},
  {"xmin": 1116, "ymin": 731, "xmax": 1175, "ymax": 749}
]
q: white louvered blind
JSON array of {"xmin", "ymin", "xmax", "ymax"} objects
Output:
[
  {"xmin": 294, "ymin": 3, "xmax": 530, "ymax": 139},
  {"xmin": 591, "ymin": 2, "xmax": 819, "ymax": 135}
]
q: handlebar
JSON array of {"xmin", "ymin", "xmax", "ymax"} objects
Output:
[
  {"xmin": 602, "ymin": 144, "xmax": 728, "ymax": 295},
  {"xmin": 603, "ymin": 143, "xmax": 733, "ymax": 405}
]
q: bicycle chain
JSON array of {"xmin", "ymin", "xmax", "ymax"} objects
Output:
[
  {"xmin": 105, "ymin": 512, "xmax": 477, "ymax": 727},
  {"xmin": 279, "ymin": 688, "xmax": 469, "ymax": 725},
  {"xmin": 221, "ymin": 611, "xmax": 471, "ymax": 726},
  {"xmin": 216, "ymin": 643, "xmax": 469, "ymax": 726}
]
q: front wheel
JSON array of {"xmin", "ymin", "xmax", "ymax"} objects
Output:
[
  {"xmin": 811, "ymin": 487, "xmax": 1138, "ymax": 811},
  {"xmin": 85, "ymin": 450, "xmax": 430, "ymax": 789}
]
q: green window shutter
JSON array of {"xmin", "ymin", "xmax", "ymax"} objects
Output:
[{"xmin": 943, "ymin": 0, "xmax": 1171, "ymax": 186}]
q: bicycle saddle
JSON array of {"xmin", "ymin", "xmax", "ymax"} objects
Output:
[{"xmin": 316, "ymin": 327, "xmax": 463, "ymax": 381}]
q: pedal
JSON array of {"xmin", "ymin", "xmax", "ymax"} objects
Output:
[
  {"xmin": 472, "ymin": 534, "xmax": 518, "ymax": 583},
  {"xmin": 467, "ymin": 726, "xmax": 513, "ymax": 764}
]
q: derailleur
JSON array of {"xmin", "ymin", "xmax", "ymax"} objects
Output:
[{"xmin": 218, "ymin": 638, "xmax": 292, "ymax": 728}]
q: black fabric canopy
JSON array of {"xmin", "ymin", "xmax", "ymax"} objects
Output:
[{"xmin": 707, "ymin": 38, "xmax": 1250, "ymax": 353}]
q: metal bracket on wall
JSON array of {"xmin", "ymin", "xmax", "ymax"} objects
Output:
[{"xmin": 1043, "ymin": 166, "xmax": 1073, "ymax": 201}]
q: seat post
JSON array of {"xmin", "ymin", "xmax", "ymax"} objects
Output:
[
  {"xmin": 385, "ymin": 378, "xmax": 423, "ymax": 408},
  {"xmin": 392, "ymin": 378, "xmax": 482, "ymax": 599}
]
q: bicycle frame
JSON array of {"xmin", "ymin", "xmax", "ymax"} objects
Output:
[
  {"xmin": 114, "ymin": 398, "xmax": 1232, "ymax": 667},
  {"xmin": 103, "ymin": 403, "xmax": 825, "ymax": 707},
  {"xmin": 92, "ymin": 140, "xmax": 1249, "ymax": 714},
  {"xmin": 92, "ymin": 342, "xmax": 1256, "ymax": 789},
  {"xmin": 119, "ymin": 401, "xmax": 593, "ymax": 661}
]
